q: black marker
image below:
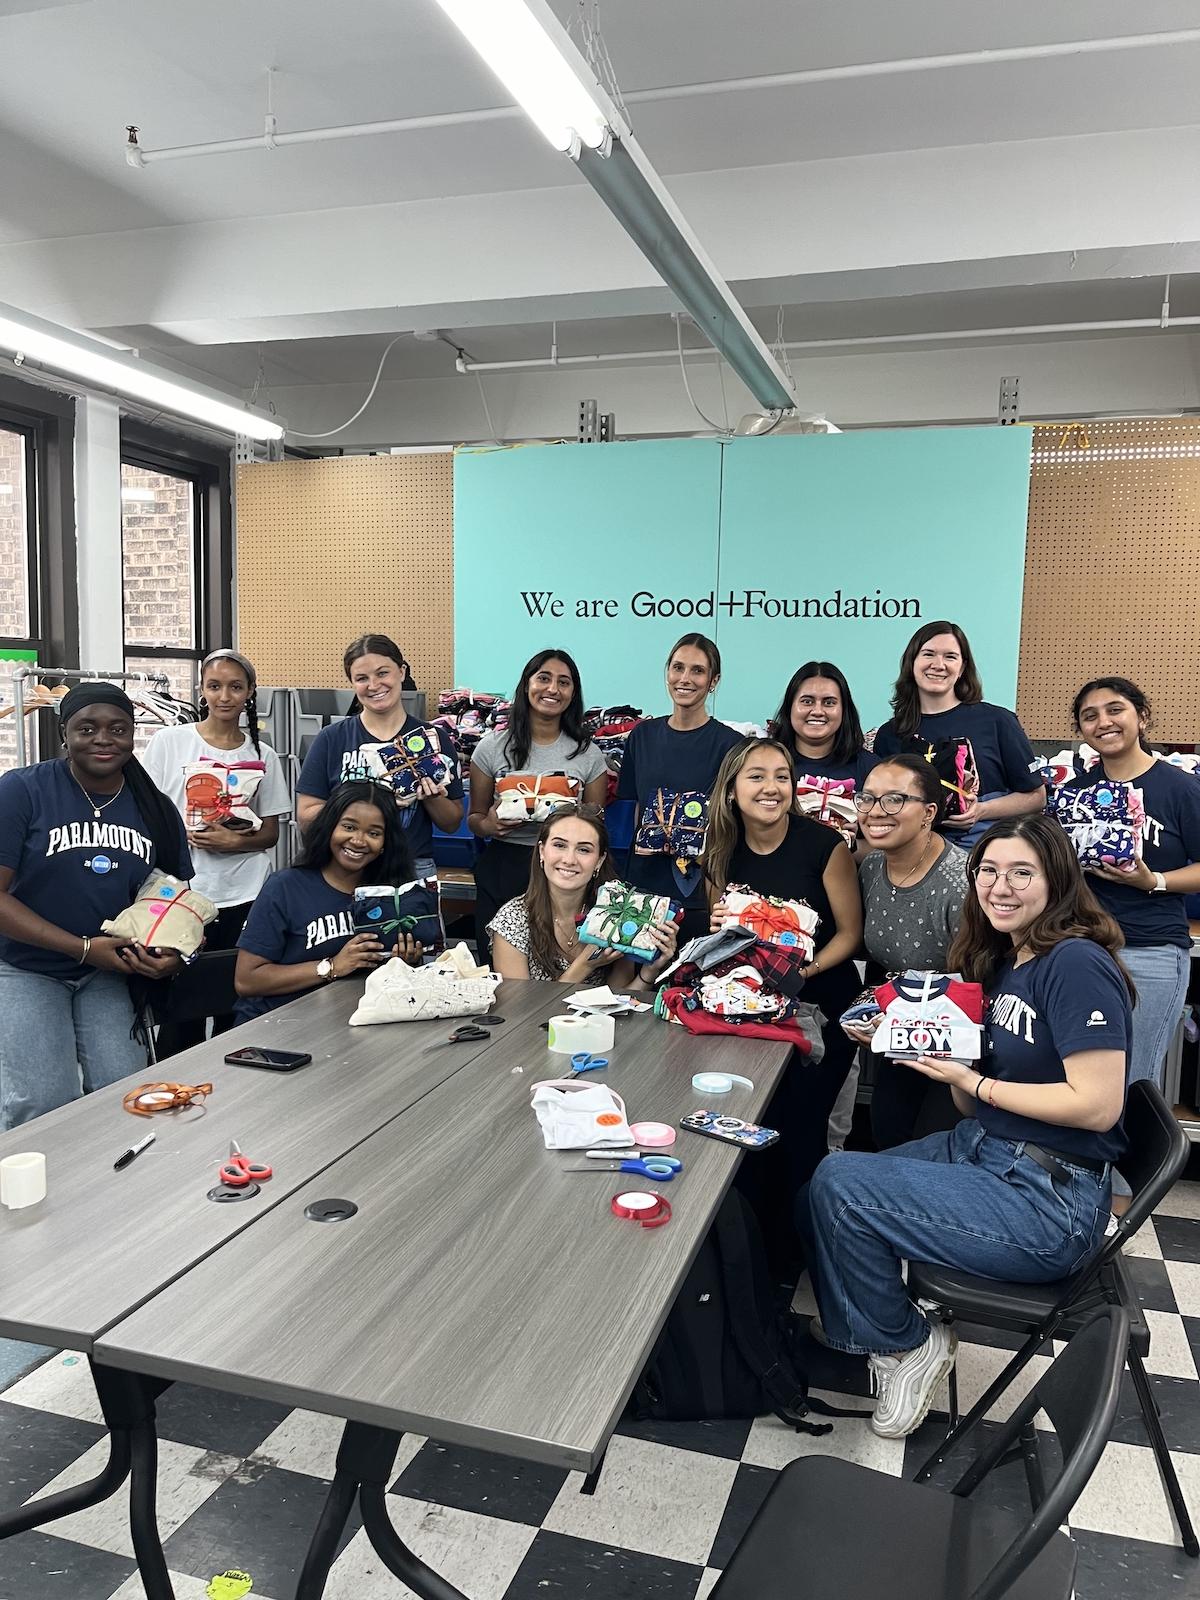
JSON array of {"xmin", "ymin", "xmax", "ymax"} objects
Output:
[{"xmin": 114, "ymin": 1132, "xmax": 155, "ymax": 1171}]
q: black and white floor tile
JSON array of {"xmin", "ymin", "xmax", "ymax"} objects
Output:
[{"xmin": 3, "ymin": 1178, "xmax": 1199, "ymax": 1599}]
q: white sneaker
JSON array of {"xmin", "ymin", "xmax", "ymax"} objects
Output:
[{"xmin": 868, "ymin": 1319, "xmax": 958, "ymax": 1438}]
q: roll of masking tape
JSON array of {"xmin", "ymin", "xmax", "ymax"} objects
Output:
[
  {"xmin": 691, "ymin": 1072, "xmax": 754, "ymax": 1095},
  {"xmin": 0, "ymin": 1151, "xmax": 46, "ymax": 1209},
  {"xmin": 547, "ymin": 1012, "xmax": 615, "ymax": 1055}
]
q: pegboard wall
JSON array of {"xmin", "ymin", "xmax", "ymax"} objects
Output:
[
  {"xmin": 1017, "ymin": 419, "xmax": 1200, "ymax": 742},
  {"xmin": 235, "ymin": 454, "xmax": 453, "ymax": 692}
]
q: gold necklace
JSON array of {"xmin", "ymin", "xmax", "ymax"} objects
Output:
[
  {"xmin": 887, "ymin": 833, "xmax": 934, "ymax": 900},
  {"xmin": 69, "ymin": 766, "xmax": 126, "ymax": 821}
]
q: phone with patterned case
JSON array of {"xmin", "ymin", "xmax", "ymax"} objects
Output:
[{"xmin": 680, "ymin": 1110, "xmax": 780, "ymax": 1149}]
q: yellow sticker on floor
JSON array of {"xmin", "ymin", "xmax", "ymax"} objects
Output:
[{"xmin": 206, "ymin": 1572, "xmax": 253, "ymax": 1599}]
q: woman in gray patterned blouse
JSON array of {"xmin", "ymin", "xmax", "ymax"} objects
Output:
[{"xmin": 850, "ymin": 754, "xmax": 969, "ymax": 1147}]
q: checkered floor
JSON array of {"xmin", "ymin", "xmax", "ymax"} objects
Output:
[{"xmin": 3, "ymin": 1178, "xmax": 1199, "ymax": 1600}]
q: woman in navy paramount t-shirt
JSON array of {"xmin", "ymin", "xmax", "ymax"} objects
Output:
[
  {"xmin": 0, "ymin": 683, "xmax": 192, "ymax": 1129},
  {"xmin": 803, "ymin": 816, "xmax": 1130, "ymax": 1440},
  {"xmin": 1066, "ymin": 676, "xmax": 1200, "ymax": 1091},
  {"xmin": 767, "ymin": 659, "xmax": 879, "ymax": 790},
  {"xmin": 873, "ymin": 620, "xmax": 1044, "ymax": 850},
  {"xmin": 235, "ymin": 780, "xmax": 421, "ymax": 1022}
]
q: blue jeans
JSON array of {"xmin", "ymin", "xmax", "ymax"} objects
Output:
[
  {"xmin": 1121, "ymin": 943, "xmax": 1189, "ymax": 1090},
  {"xmin": 0, "ymin": 960, "xmax": 147, "ymax": 1130},
  {"xmin": 800, "ymin": 1120, "xmax": 1110, "ymax": 1356}
]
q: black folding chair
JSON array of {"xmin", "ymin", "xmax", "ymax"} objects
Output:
[
  {"xmin": 908, "ymin": 1079, "xmax": 1197, "ymax": 1556},
  {"xmin": 711, "ymin": 1306, "xmax": 1129, "ymax": 1600},
  {"xmin": 147, "ymin": 948, "xmax": 240, "ymax": 1064}
]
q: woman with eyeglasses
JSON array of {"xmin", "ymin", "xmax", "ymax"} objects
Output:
[
  {"xmin": 489, "ymin": 802, "xmax": 677, "ymax": 987},
  {"xmin": 848, "ymin": 755, "xmax": 969, "ymax": 1147},
  {"xmin": 802, "ymin": 815, "xmax": 1131, "ymax": 1439},
  {"xmin": 234, "ymin": 780, "xmax": 423, "ymax": 1022}
]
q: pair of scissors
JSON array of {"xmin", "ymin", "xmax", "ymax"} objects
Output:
[
  {"xmin": 567, "ymin": 1155, "xmax": 682, "ymax": 1181},
  {"xmin": 218, "ymin": 1141, "xmax": 272, "ymax": 1189},
  {"xmin": 423, "ymin": 1023, "xmax": 494, "ymax": 1052},
  {"xmin": 565, "ymin": 1051, "xmax": 609, "ymax": 1078}
]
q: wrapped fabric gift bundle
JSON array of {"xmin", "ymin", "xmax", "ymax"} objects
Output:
[
  {"xmin": 578, "ymin": 879, "xmax": 680, "ymax": 962},
  {"xmin": 100, "ymin": 870, "xmax": 217, "ymax": 958},
  {"xmin": 183, "ymin": 759, "xmax": 267, "ymax": 832},
  {"xmin": 348, "ymin": 942, "xmax": 500, "ymax": 1025},
  {"xmin": 1047, "ymin": 780, "xmax": 1145, "ymax": 869},
  {"xmin": 904, "ymin": 735, "xmax": 980, "ymax": 818},
  {"xmin": 795, "ymin": 774, "xmax": 859, "ymax": 845},
  {"xmin": 352, "ymin": 878, "xmax": 445, "ymax": 951},
  {"xmin": 719, "ymin": 884, "xmax": 820, "ymax": 961},
  {"xmin": 633, "ymin": 788, "xmax": 709, "ymax": 860},
  {"xmin": 494, "ymin": 771, "xmax": 581, "ymax": 823},
  {"xmin": 869, "ymin": 970, "xmax": 985, "ymax": 1061},
  {"xmin": 655, "ymin": 984, "xmax": 824, "ymax": 1055},
  {"xmin": 361, "ymin": 731, "xmax": 456, "ymax": 799}
]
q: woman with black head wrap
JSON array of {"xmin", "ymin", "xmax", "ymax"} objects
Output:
[{"xmin": 0, "ymin": 682, "xmax": 192, "ymax": 1128}]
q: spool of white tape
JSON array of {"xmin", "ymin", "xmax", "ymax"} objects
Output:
[
  {"xmin": 0, "ymin": 1151, "xmax": 46, "ymax": 1209},
  {"xmin": 691, "ymin": 1072, "xmax": 754, "ymax": 1095},
  {"xmin": 547, "ymin": 1012, "xmax": 615, "ymax": 1055}
]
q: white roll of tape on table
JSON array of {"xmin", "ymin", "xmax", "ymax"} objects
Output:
[
  {"xmin": 547, "ymin": 1011, "xmax": 615, "ymax": 1055},
  {"xmin": 0, "ymin": 1151, "xmax": 47, "ymax": 1209},
  {"xmin": 691, "ymin": 1072, "xmax": 754, "ymax": 1095}
]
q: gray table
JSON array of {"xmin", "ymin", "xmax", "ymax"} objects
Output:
[
  {"xmin": 96, "ymin": 1003, "xmax": 794, "ymax": 1597},
  {"xmin": 0, "ymin": 976, "xmax": 557, "ymax": 1583}
]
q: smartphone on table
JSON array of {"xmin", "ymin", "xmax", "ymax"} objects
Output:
[
  {"xmin": 680, "ymin": 1110, "xmax": 780, "ymax": 1149},
  {"xmin": 224, "ymin": 1047, "xmax": 313, "ymax": 1072}
]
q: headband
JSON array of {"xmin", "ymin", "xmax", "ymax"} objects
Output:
[{"xmin": 201, "ymin": 648, "xmax": 257, "ymax": 684}]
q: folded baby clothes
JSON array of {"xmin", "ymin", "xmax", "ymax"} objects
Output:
[
  {"xmin": 720, "ymin": 884, "xmax": 820, "ymax": 961},
  {"xmin": 1047, "ymin": 780, "xmax": 1145, "ymax": 869},
  {"xmin": 529, "ymin": 1079, "xmax": 634, "ymax": 1149},
  {"xmin": 183, "ymin": 759, "xmax": 267, "ymax": 832},
  {"xmin": 698, "ymin": 964, "xmax": 785, "ymax": 1017},
  {"xmin": 579, "ymin": 879, "xmax": 680, "ymax": 962},
  {"xmin": 655, "ymin": 985, "xmax": 825, "ymax": 1057},
  {"xmin": 352, "ymin": 878, "xmax": 445, "ymax": 951},
  {"xmin": 839, "ymin": 984, "xmax": 886, "ymax": 1031},
  {"xmin": 655, "ymin": 925, "xmax": 759, "ymax": 987},
  {"xmin": 795, "ymin": 774, "xmax": 858, "ymax": 846},
  {"xmin": 494, "ymin": 771, "xmax": 582, "ymax": 823},
  {"xmin": 100, "ymin": 870, "xmax": 217, "ymax": 958},
  {"xmin": 869, "ymin": 970, "xmax": 985, "ymax": 1060},
  {"xmin": 362, "ymin": 731, "xmax": 456, "ymax": 798}
]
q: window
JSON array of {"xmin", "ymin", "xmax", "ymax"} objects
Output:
[
  {"xmin": 121, "ymin": 461, "xmax": 203, "ymax": 740},
  {"xmin": 0, "ymin": 422, "xmax": 40, "ymax": 774}
]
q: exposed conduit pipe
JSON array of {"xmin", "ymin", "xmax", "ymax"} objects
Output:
[
  {"xmin": 125, "ymin": 29, "xmax": 1200, "ymax": 167},
  {"xmin": 455, "ymin": 316, "xmax": 1200, "ymax": 375}
]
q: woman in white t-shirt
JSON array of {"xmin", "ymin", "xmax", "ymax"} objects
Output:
[
  {"xmin": 469, "ymin": 649, "xmax": 609, "ymax": 957},
  {"xmin": 142, "ymin": 649, "xmax": 290, "ymax": 1050}
]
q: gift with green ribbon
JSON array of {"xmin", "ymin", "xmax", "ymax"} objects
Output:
[
  {"xmin": 352, "ymin": 878, "xmax": 445, "ymax": 951},
  {"xmin": 578, "ymin": 878, "xmax": 679, "ymax": 962}
]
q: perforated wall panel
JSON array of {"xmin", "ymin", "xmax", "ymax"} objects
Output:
[
  {"xmin": 1017, "ymin": 419, "xmax": 1200, "ymax": 741},
  {"xmin": 235, "ymin": 455, "xmax": 453, "ymax": 693}
]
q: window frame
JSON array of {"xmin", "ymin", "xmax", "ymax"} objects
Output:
[{"xmin": 0, "ymin": 376, "xmax": 78, "ymax": 670}]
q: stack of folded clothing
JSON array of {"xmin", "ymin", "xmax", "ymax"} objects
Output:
[
  {"xmin": 839, "ymin": 970, "xmax": 985, "ymax": 1060},
  {"xmin": 583, "ymin": 704, "xmax": 643, "ymax": 801},
  {"xmin": 433, "ymin": 689, "xmax": 506, "ymax": 764},
  {"xmin": 719, "ymin": 884, "xmax": 820, "ymax": 962},
  {"xmin": 794, "ymin": 774, "xmax": 858, "ymax": 847},
  {"xmin": 653, "ymin": 924, "xmax": 824, "ymax": 1051}
]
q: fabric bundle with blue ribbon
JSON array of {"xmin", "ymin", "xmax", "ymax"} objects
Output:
[
  {"xmin": 352, "ymin": 877, "xmax": 445, "ymax": 952},
  {"xmin": 578, "ymin": 878, "xmax": 681, "ymax": 962}
]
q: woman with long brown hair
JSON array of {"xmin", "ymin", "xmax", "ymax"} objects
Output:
[
  {"xmin": 873, "ymin": 620, "xmax": 1044, "ymax": 850},
  {"xmin": 489, "ymin": 802, "xmax": 677, "ymax": 987},
  {"xmin": 703, "ymin": 738, "xmax": 863, "ymax": 1271},
  {"xmin": 802, "ymin": 815, "xmax": 1132, "ymax": 1440}
]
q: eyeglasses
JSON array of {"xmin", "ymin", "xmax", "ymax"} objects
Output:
[
  {"xmin": 972, "ymin": 864, "xmax": 1039, "ymax": 890},
  {"xmin": 853, "ymin": 791, "xmax": 925, "ymax": 815}
]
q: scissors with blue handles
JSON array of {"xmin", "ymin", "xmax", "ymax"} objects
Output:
[
  {"xmin": 565, "ymin": 1051, "xmax": 609, "ymax": 1079},
  {"xmin": 566, "ymin": 1155, "xmax": 682, "ymax": 1181}
]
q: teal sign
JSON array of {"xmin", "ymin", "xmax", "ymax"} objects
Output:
[{"xmin": 454, "ymin": 428, "xmax": 1032, "ymax": 730}]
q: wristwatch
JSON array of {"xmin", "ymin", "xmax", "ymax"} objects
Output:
[
  {"xmin": 1149, "ymin": 871, "xmax": 1167, "ymax": 894},
  {"xmin": 317, "ymin": 957, "xmax": 335, "ymax": 982}
]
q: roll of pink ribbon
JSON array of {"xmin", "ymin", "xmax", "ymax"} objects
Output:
[{"xmin": 629, "ymin": 1121, "xmax": 676, "ymax": 1147}]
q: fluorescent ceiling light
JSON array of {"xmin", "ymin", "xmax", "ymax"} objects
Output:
[
  {"xmin": 428, "ymin": 0, "xmax": 794, "ymax": 413},
  {"xmin": 431, "ymin": 0, "xmax": 613, "ymax": 152},
  {"xmin": 121, "ymin": 486, "xmax": 158, "ymax": 502},
  {"xmin": 0, "ymin": 303, "xmax": 284, "ymax": 441}
]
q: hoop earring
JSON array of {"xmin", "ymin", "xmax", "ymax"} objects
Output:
[{"xmin": 198, "ymin": 695, "xmax": 209, "ymax": 714}]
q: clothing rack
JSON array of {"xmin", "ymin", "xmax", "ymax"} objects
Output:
[{"xmin": 9, "ymin": 664, "xmax": 170, "ymax": 768}]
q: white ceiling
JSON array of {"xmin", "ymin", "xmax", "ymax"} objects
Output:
[{"xmin": 1, "ymin": 0, "xmax": 1198, "ymax": 420}]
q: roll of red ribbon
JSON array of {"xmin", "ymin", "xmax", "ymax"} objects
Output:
[{"xmin": 611, "ymin": 1190, "xmax": 672, "ymax": 1228}]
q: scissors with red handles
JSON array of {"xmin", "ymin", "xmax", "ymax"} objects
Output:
[{"xmin": 219, "ymin": 1140, "xmax": 272, "ymax": 1188}]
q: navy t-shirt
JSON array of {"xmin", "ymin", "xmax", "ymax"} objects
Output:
[
  {"xmin": 1062, "ymin": 759, "xmax": 1200, "ymax": 949},
  {"xmin": 618, "ymin": 716, "xmax": 744, "ymax": 901},
  {"xmin": 0, "ymin": 760, "xmax": 192, "ymax": 979},
  {"xmin": 875, "ymin": 701, "xmax": 1043, "ymax": 798},
  {"xmin": 235, "ymin": 867, "xmax": 356, "ymax": 1022},
  {"xmin": 792, "ymin": 748, "xmax": 879, "ymax": 787},
  {"xmin": 979, "ymin": 939, "xmax": 1130, "ymax": 1165},
  {"xmin": 296, "ymin": 714, "xmax": 463, "ymax": 865}
]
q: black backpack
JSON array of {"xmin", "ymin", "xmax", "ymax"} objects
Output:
[{"xmin": 630, "ymin": 1189, "xmax": 863, "ymax": 1435}]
